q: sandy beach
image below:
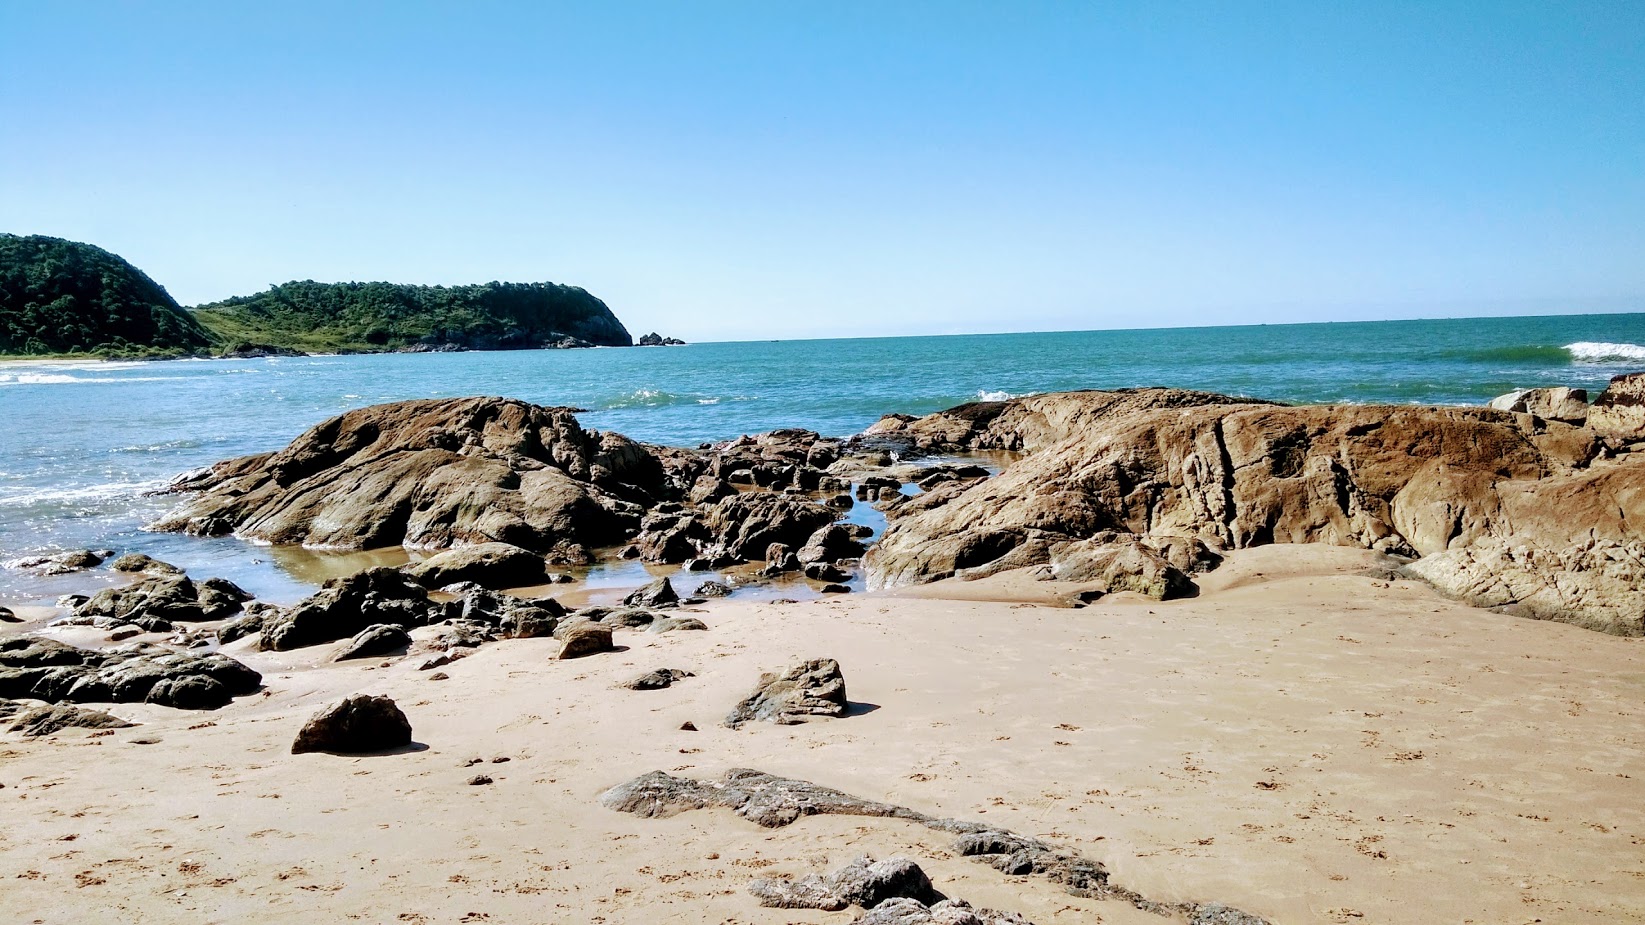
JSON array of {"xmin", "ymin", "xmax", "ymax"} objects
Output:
[{"xmin": 4, "ymin": 546, "xmax": 1641, "ymax": 924}]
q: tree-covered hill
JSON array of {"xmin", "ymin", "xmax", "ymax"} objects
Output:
[
  {"xmin": 193, "ymin": 280, "xmax": 633, "ymax": 352},
  {"xmin": 0, "ymin": 234, "xmax": 214, "ymax": 357}
]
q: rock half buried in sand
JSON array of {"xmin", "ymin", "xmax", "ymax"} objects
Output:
[
  {"xmin": 403, "ymin": 542, "xmax": 549, "ymax": 589},
  {"xmin": 0, "ymin": 637, "xmax": 262, "ymax": 710},
  {"xmin": 858, "ymin": 897, "xmax": 1034, "ymax": 925},
  {"xmin": 724, "ymin": 658, "xmax": 848, "ymax": 728},
  {"xmin": 749, "ymin": 855, "xmax": 943, "ymax": 911},
  {"xmin": 622, "ymin": 576, "xmax": 679, "ymax": 608},
  {"xmin": 333, "ymin": 624, "xmax": 413, "ymax": 661},
  {"xmin": 619, "ymin": 668, "xmax": 694, "ymax": 690},
  {"xmin": 1399, "ymin": 538, "xmax": 1645, "ymax": 636},
  {"xmin": 557, "ymin": 623, "xmax": 614, "ymax": 659},
  {"xmin": 7, "ymin": 703, "xmax": 135, "ymax": 737},
  {"xmin": 647, "ymin": 616, "xmax": 707, "ymax": 634},
  {"xmin": 72, "ymin": 574, "xmax": 251, "ymax": 632},
  {"xmin": 291, "ymin": 694, "xmax": 412, "ymax": 754}
]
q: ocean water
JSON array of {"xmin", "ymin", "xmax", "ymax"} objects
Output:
[{"xmin": 2, "ymin": 312, "xmax": 1642, "ymax": 606}]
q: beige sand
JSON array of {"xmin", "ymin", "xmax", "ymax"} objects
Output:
[{"xmin": 3, "ymin": 547, "xmax": 1643, "ymax": 924}]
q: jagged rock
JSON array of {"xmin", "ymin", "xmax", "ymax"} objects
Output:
[
  {"xmin": 1185, "ymin": 905, "xmax": 1273, "ymax": 925},
  {"xmin": 1590, "ymin": 372, "xmax": 1645, "ymax": 439},
  {"xmin": 334, "ymin": 624, "xmax": 412, "ymax": 660},
  {"xmin": 706, "ymin": 493, "xmax": 839, "ymax": 561},
  {"xmin": 151, "ymin": 397, "xmax": 695, "ymax": 556},
  {"xmin": 1401, "ymin": 538, "xmax": 1645, "ymax": 636},
  {"xmin": 749, "ymin": 855, "xmax": 943, "ymax": 910},
  {"xmin": 7, "ymin": 703, "xmax": 135, "ymax": 737},
  {"xmin": 72, "ymin": 574, "xmax": 249, "ymax": 632},
  {"xmin": 13, "ymin": 549, "xmax": 105, "ymax": 575},
  {"xmin": 108, "ymin": 553, "xmax": 184, "ymax": 574},
  {"xmin": 637, "ymin": 332, "xmax": 685, "ymax": 346},
  {"xmin": 557, "ymin": 623, "xmax": 614, "ymax": 659},
  {"xmin": 1489, "ymin": 387, "xmax": 1589, "ymax": 424},
  {"xmin": 858, "ymin": 898, "xmax": 1034, "ymax": 925},
  {"xmin": 648, "ymin": 616, "xmax": 707, "ymax": 634},
  {"xmin": 619, "ymin": 668, "xmax": 694, "ymax": 690},
  {"xmin": 262, "ymin": 568, "xmax": 452, "ymax": 651},
  {"xmin": 0, "ymin": 637, "xmax": 261, "ymax": 710},
  {"xmin": 216, "ymin": 610, "xmax": 267, "ymax": 645},
  {"xmin": 695, "ymin": 580, "xmax": 733, "ymax": 598},
  {"xmin": 220, "ymin": 342, "xmax": 308, "ymax": 359},
  {"xmin": 291, "ymin": 694, "xmax": 412, "ymax": 754},
  {"xmin": 623, "ymin": 577, "xmax": 679, "ymax": 608},
  {"xmin": 403, "ymin": 542, "xmax": 549, "ymax": 588},
  {"xmin": 456, "ymin": 588, "xmax": 564, "ymax": 638},
  {"xmin": 724, "ymin": 658, "xmax": 848, "ymax": 727}
]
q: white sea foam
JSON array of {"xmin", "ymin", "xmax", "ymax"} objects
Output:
[
  {"xmin": 1566, "ymin": 341, "xmax": 1645, "ymax": 362},
  {"xmin": 0, "ymin": 373, "xmax": 184, "ymax": 385},
  {"xmin": 0, "ymin": 479, "xmax": 168, "ymax": 509},
  {"xmin": 976, "ymin": 389, "xmax": 1017, "ymax": 401}
]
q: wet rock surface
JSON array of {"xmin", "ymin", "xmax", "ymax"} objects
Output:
[
  {"xmin": 724, "ymin": 658, "xmax": 848, "ymax": 727},
  {"xmin": 403, "ymin": 542, "xmax": 549, "ymax": 588},
  {"xmin": 291, "ymin": 694, "xmax": 412, "ymax": 754},
  {"xmin": 69, "ymin": 574, "xmax": 250, "ymax": 633}
]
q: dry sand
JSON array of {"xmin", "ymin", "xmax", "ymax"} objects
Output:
[{"xmin": 3, "ymin": 546, "xmax": 1643, "ymax": 924}]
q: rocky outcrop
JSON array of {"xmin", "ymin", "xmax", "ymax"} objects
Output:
[
  {"xmin": 637, "ymin": 332, "xmax": 686, "ymax": 346},
  {"xmin": 863, "ymin": 388, "xmax": 1645, "ymax": 633},
  {"xmin": 291, "ymin": 694, "xmax": 412, "ymax": 754},
  {"xmin": 219, "ymin": 342, "xmax": 308, "ymax": 359},
  {"xmin": 601, "ymin": 768, "xmax": 1268, "ymax": 923},
  {"xmin": 1590, "ymin": 372, "xmax": 1645, "ymax": 439},
  {"xmin": 858, "ymin": 898, "xmax": 1033, "ymax": 925},
  {"xmin": 69, "ymin": 574, "xmax": 250, "ymax": 632},
  {"xmin": 1400, "ymin": 539, "xmax": 1645, "ymax": 636},
  {"xmin": 403, "ymin": 542, "xmax": 548, "ymax": 588},
  {"xmin": 724, "ymin": 658, "xmax": 848, "ymax": 728},
  {"xmin": 0, "ymin": 637, "xmax": 261, "ymax": 709},
  {"xmin": 1489, "ymin": 386, "xmax": 1589, "ymax": 424},
  {"xmin": 151, "ymin": 397, "xmax": 697, "ymax": 559},
  {"xmin": 623, "ymin": 576, "xmax": 679, "ymax": 608},
  {"xmin": 7, "ymin": 549, "xmax": 106, "ymax": 575},
  {"xmin": 749, "ymin": 855, "xmax": 943, "ymax": 910},
  {"xmin": 262, "ymin": 568, "xmax": 453, "ymax": 651}
]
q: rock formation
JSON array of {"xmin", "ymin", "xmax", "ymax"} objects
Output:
[
  {"xmin": 724, "ymin": 658, "xmax": 849, "ymax": 728},
  {"xmin": 291, "ymin": 694, "xmax": 412, "ymax": 754},
  {"xmin": 863, "ymin": 388, "xmax": 1645, "ymax": 634},
  {"xmin": 749, "ymin": 855, "xmax": 943, "ymax": 910},
  {"xmin": 0, "ymin": 637, "xmax": 261, "ymax": 709}
]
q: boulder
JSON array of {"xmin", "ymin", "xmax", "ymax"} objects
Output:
[
  {"xmin": 1590, "ymin": 372, "xmax": 1645, "ymax": 439},
  {"xmin": 150, "ymin": 397, "xmax": 693, "ymax": 557},
  {"xmin": 14, "ymin": 549, "xmax": 105, "ymax": 575},
  {"xmin": 619, "ymin": 668, "xmax": 694, "ymax": 690},
  {"xmin": 597, "ymin": 608, "xmax": 656, "ymax": 628},
  {"xmin": 1489, "ymin": 386, "xmax": 1589, "ymax": 424},
  {"xmin": 648, "ymin": 616, "xmax": 708, "ymax": 634},
  {"xmin": 0, "ymin": 607, "xmax": 19, "ymax": 623},
  {"xmin": 705, "ymin": 493, "xmax": 839, "ymax": 561},
  {"xmin": 797, "ymin": 523, "xmax": 867, "ymax": 565},
  {"xmin": 748, "ymin": 855, "xmax": 943, "ymax": 911},
  {"xmin": 1047, "ymin": 535, "xmax": 1196, "ymax": 600},
  {"xmin": 291, "ymin": 694, "xmax": 412, "ymax": 754},
  {"xmin": 623, "ymin": 576, "xmax": 679, "ymax": 608},
  {"xmin": 262, "ymin": 568, "xmax": 452, "ymax": 651},
  {"xmin": 334, "ymin": 624, "xmax": 413, "ymax": 660},
  {"xmin": 0, "ymin": 637, "xmax": 261, "ymax": 710},
  {"xmin": 455, "ymin": 588, "xmax": 564, "ymax": 638},
  {"xmin": 7, "ymin": 703, "xmax": 135, "ymax": 737},
  {"xmin": 694, "ymin": 580, "xmax": 733, "ymax": 598},
  {"xmin": 557, "ymin": 623, "xmax": 614, "ymax": 659},
  {"xmin": 403, "ymin": 542, "xmax": 548, "ymax": 589},
  {"xmin": 108, "ymin": 553, "xmax": 184, "ymax": 574},
  {"xmin": 804, "ymin": 563, "xmax": 851, "ymax": 583},
  {"xmin": 724, "ymin": 658, "xmax": 848, "ymax": 728}
]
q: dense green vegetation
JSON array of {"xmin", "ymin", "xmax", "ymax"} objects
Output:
[
  {"xmin": 0, "ymin": 234, "xmax": 214, "ymax": 357},
  {"xmin": 193, "ymin": 280, "xmax": 632, "ymax": 352},
  {"xmin": 0, "ymin": 234, "xmax": 634, "ymax": 358}
]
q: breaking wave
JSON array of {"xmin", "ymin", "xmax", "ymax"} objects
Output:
[{"xmin": 1565, "ymin": 341, "xmax": 1645, "ymax": 363}]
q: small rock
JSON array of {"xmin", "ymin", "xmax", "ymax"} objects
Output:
[
  {"xmin": 620, "ymin": 668, "xmax": 695, "ymax": 691},
  {"xmin": 108, "ymin": 625, "xmax": 143, "ymax": 642},
  {"xmin": 0, "ymin": 607, "xmax": 19, "ymax": 623},
  {"xmin": 679, "ymin": 721, "xmax": 698, "ymax": 731},
  {"xmin": 109, "ymin": 553, "xmax": 183, "ymax": 575},
  {"xmin": 623, "ymin": 577, "xmax": 680, "ymax": 608},
  {"xmin": 8, "ymin": 704, "xmax": 135, "ymax": 737},
  {"xmin": 557, "ymin": 623, "xmax": 614, "ymax": 659},
  {"xmin": 820, "ymin": 583, "xmax": 851, "ymax": 594},
  {"xmin": 333, "ymin": 624, "xmax": 412, "ymax": 661},
  {"xmin": 467, "ymin": 774, "xmax": 494, "ymax": 786},
  {"xmin": 748, "ymin": 855, "xmax": 942, "ymax": 911}
]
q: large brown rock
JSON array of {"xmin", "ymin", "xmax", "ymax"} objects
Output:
[
  {"xmin": 150, "ymin": 397, "xmax": 696, "ymax": 558},
  {"xmin": 863, "ymin": 388, "xmax": 1645, "ymax": 634},
  {"xmin": 291, "ymin": 694, "xmax": 412, "ymax": 754},
  {"xmin": 1489, "ymin": 387, "xmax": 1589, "ymax": 424},
  {"xmin": 1589, "ymin": 372, "xmax": 1645, "ymax": 439},
  {"xmin": 402, "ymin": 542, "xmax": 548, "ymax": 588}
]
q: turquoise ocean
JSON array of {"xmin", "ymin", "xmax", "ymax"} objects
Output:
[{"xmin": 3, "ymin": 313, "xmax": 1643, "ymax": 606}]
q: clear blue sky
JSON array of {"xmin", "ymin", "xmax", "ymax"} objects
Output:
[{"xmin": 2, "ymin": 2, "xmax": 1640, "ymax": 341}]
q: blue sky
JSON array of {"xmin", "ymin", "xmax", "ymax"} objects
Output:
[{"xmin": 2, "ymin": 2, "xmax": 1640, "ymax": 341}]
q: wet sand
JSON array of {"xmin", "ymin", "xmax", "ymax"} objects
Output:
[{"xmin": 2, "ymin": 547, "xmax": 1642, "ymax": 923}]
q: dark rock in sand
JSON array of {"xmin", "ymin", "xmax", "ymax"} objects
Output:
[
  {"xmin": 619, "ymin": 668, "xmax": 694, "ymax": 690},
  {"xmin": 109, "ymin": 553, "xmax": 184, "ymax": 574},
  {"xmin": 623, "ymin": 576, "xmax": 679, "ymax": 608},
  {"xmin": 7, "ymin": 703, "xmax": 135, "ymax": 737},
  {"xmin": 291, "ymin": 694, "xmax": 412, "ymax": 754},
  {"xmin": 456, "ymin": 588, "xmax": 564, "ymax": 638},
  {"xmin": 556, "ymin": 623, "xmax": 614, "ymax": 659},
  {"xmin": 215, "ymin": 610, "xmax": 268, "ymax": 645},
  {"xmin": 262, "ymin": 568, "xmax": 452, "ymax": 651},
  {"xmin": 724, "ymin": 658, "xmax": 847, "ymax": 728},
  {"xmin": 0, "ymin": 607, "xmax": 19, "ymax": 623},
  {"xmin": 334, "ymin": 624, "xmax": 413, "ymax": 660},
  {"xmin": 404, "ymin": 542, "xmax": 549, "ymax": 589},
  {"xmin": 596, "ymin": 607, "xmax": 656, "ymax": 628},
  {"xmin": 820, "ymin": 583, "xmax": 851, "ymax": 593},
  {"xmin": 748, "ymin": 855, "xmax": 943, "ymax": 911},
  {"xmin": 0, "ymin": 637, "xmax": 261, "ymax": 710},
  {"xmin": 647, "ymin": 616, "xmax": 707, "ymax": 634},
  {"xmin": 857, "ymin": 897, "xmax": 1034, "ymax": 925},
  {"xmin": 108, "ymin": 625, "xmax": 142, "ymax": 642}
]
